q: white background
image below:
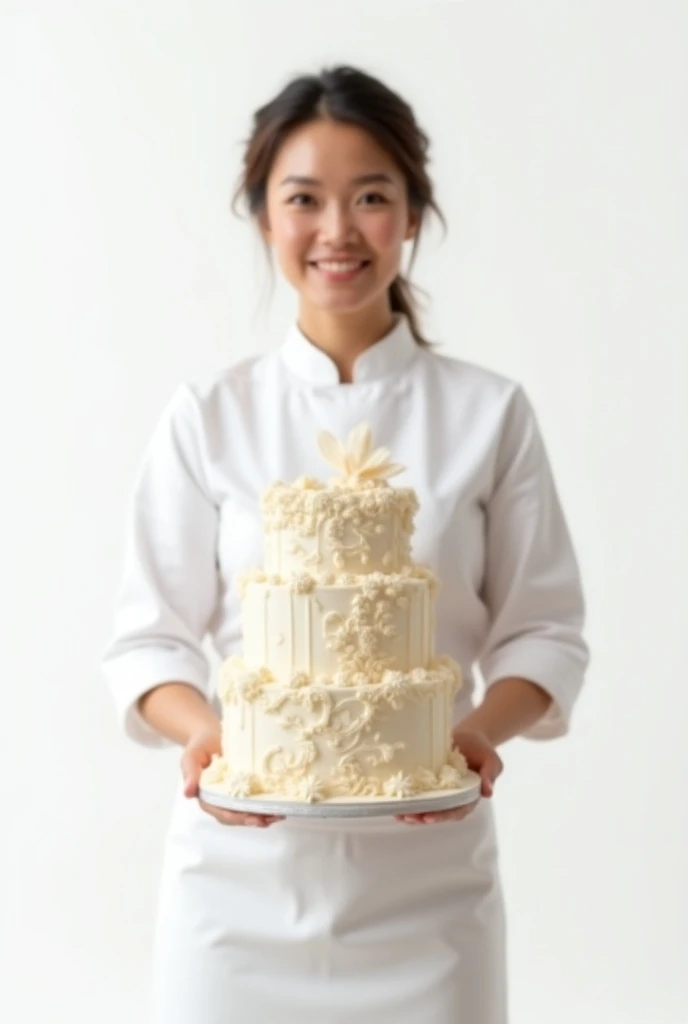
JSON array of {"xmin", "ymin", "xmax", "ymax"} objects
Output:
[{"xmin": 2, "ymin": 1, "xmax": 687, "ymax": 1022}]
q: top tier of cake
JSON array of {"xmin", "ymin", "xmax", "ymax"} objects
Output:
[
  {"xmin": 262, "ymin": 479, "xmax": 418, "ymax": 576},
  {"xmin": 261, "ymin": 422, "xmax": 419, "ymax": 576}
]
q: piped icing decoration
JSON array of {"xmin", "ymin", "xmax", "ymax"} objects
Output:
[
  {"xmin": 200, "ymin": 755, "xmax": 470, "ymax": 804},
  {"xmin": 218, "ymin": 653, "xmax": 461, "ymax": 699},
  {"xmin": 317, "ymin": 422, "xmax": 406, "ymax": 488},
  {"xmin": 383, "ymin": 772, "xmax": 416, "ymax": 799},
  {"xmin": 235, "ymin": 564, "xmax": 438, "ymax": 600},
  {"xmin": 295, "ymin": 774, "xmax": 326, "ymax": 803},
  {"xmin": 225, "ymin": 771, "xmax": 254, "ymax": 798},
  {"xmin": 260, "ymin": 482, "xmax": 418, "ymax": 578}
]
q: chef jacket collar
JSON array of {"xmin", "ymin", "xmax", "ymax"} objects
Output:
[{"xmin": 280, "ymin": 313, "xmax": 418, "ymax": 385}]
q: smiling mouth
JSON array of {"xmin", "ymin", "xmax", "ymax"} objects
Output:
[
  {"xmin": 310, "ymin": 258, "xmax": 370, "ymax": 268},
  {"xmin": 308, "ymin": 259, "xmax": 371, "ymax": 279}
]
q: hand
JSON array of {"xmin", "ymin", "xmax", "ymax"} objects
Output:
[
  {"xmin": 395, "ymin": 729, "xmax": 503, "ymax": 825},
  {"xmin": 181, "ymin": 729, "xmax": 284, "ymax": 828}
]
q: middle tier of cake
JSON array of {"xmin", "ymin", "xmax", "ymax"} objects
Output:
[{"xmin": 237, "ymin": 570, "xmax": 437, "ymax": 685}]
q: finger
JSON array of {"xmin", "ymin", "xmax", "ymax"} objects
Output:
[
  {"xmin": 197, "ymin": 799, "xmax": 243, "ymax": 824},
  {"xmin": 198, "ymin": 800, "xmax": 283, "ymax": 827},
  {"xmin": 426, "ymin": 805, "xmax": 476, "ymax": 823},
  {"xmin": 182, "ymin": 771, "xmax": 200, "ymax": 798},
  {"xmin": 180, "ymin": 751, "xmax": 204, "ymax": 798},
  {"xmin": 422, "ymin": 798, "xmax": 481, "ymax": 823},
  {"xmin": 481, "ymin": 754, "xmax": 503, "ymax": 796},
  {"xmin": 181, "ymin": 742, "xmax": 218, "ymax": 798},
  {"xmin": 396, "ymin": 805, "xmax": 468, "ymax": 824},
  {"xmin": 183, "ymin": 774, "xmax": 200, "ymax": 798}
]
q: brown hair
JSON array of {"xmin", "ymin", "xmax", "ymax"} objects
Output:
[{"xmin": 231, "ymin": 65, "xmax": 446, "ymax": 346}]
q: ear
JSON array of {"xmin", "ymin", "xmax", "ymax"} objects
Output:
[
  {"xmin": 257, "ymin": 208, "xmax": 272, "ymax": 244},
  {"xmin": 404, "ymin": 207, "xmax": 420, "ymax": 241}
]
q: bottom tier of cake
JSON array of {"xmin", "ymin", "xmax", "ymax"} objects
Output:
[{"xmin": 200, "ymin": 654, "xmax": 470, "ymax": 803}]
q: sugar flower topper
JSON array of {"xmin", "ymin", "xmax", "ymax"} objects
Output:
[{"xmin": 316, "ymin": 422, "xmax": 405, "ymax": 486}]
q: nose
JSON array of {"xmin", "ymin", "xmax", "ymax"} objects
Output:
[{"xmin": 319, "ymin": 200, "xmax": 358, "ymax": 246}]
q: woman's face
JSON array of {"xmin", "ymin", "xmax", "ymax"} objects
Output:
[{"xmin": 261, "ymin": 119, "xmax": 418, "ymax": 319}]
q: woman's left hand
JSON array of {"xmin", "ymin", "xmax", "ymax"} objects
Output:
[{"xmin": 395, "ymin": 729, "xmax": 503, "ymax": 825}]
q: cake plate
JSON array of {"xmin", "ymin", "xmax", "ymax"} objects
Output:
[{"xmin": 199, "ymin": 769, "xmax": 481, "ymax": 819}]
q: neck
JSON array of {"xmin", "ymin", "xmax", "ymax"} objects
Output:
[{"xmin": 297, "ymin": 302, "xmax": 397, "ymax": 384}]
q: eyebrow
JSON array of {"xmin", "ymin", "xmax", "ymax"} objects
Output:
[{"xmin": 278, "ymin": 173, "xmax": 395, "ymax": 187}]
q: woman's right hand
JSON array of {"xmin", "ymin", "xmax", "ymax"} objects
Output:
[{"xmin": 181, "ymin": 728, "xmax": 284, "ymax": 828}]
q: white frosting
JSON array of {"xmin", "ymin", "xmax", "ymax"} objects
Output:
[
  {"xmin": 203, "ymin": 655, "xmax": 466, "ymax": 800},
  {"xmin": 201, "ymin": 422, "xmax": 471, "ymax": 803},
  {"xmin": 240, "ymin": 573, "xmax": 434, "ymax": 686},
  {"xmin": 262, "ymin": 478, "xmax": 417, "ymax": 576}
]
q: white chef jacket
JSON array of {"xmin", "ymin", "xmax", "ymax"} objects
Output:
[
  {"xmin": 102, "ymin": 313, "xmax": 589, "ymax": 1024},
  {"xmin": 104, "ymin": 312, "xmax": 588, "ymax": 744}
]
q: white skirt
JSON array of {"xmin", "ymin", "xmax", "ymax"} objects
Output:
[{"xmin": 152, "ymin": 789, "xmax": 508, "ymax": 1024}]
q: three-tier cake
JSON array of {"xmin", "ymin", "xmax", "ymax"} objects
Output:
[{"xmin": 200, "ymin": 423, "xmax": 471, "ymax": 805}]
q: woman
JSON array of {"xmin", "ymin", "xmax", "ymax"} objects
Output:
[{"xmin": 103, "ymin": 65, "xmax": 589, "ymax": 1024}]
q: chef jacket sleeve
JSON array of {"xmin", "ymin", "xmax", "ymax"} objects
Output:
[
  {"xmin": 101, "ymin": 385, "xmax": 219, "ymax": 748},
  {"xmin": 477, "ymin": 385, "xmax": 589, "ymax": 739}
]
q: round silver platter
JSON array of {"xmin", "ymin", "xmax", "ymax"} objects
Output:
[{"xmin": 199, "ymin": 770, "xmax": 481, "ymax": 819}]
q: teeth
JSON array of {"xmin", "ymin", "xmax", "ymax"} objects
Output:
[{"xmin": 317, "ymin": 260, "xmax": 364, "ymax": 271}]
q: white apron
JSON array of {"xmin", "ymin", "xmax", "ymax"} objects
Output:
[
  {"xmin": 102, "ymin": 314, "xmax": 588, "ymax": 1023},
  {"xmin": 152, "ymin": 781, "xmax": 507, "ymax": 1024}
]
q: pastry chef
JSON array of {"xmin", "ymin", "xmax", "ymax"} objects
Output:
[{"xmin": 102, "ymin": 64, "xmax": 589, "ymax": 1024}]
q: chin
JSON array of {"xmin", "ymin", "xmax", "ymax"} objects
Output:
[{"xmin": 303, "ymin": 287, "xmax": 386, "ymax": 317}]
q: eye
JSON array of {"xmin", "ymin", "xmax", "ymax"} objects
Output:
[
  {"xmin": 358, "ymin": 192, "xmax": 388, "ymax": 206},
  {"xmin": 286, "ymin": 193, "xmax": 316, "ymax": 207}
]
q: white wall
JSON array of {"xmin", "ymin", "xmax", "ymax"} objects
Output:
[{"xmin": 2, "ymin": 1, "xmax": 687, "ymax": 1021}]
